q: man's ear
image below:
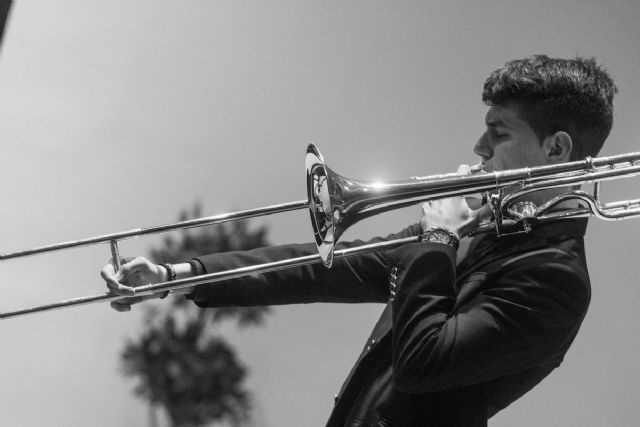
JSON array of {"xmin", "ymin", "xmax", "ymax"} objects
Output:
[{"xmin": 542, "ymin": 131, "xmax": 573, "ymax": 163}]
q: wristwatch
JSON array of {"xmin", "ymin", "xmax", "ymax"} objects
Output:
[{"xmin": 421, "ymin": 227, "xmax": 460, "ymax": 251}]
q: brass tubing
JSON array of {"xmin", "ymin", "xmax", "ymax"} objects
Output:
[
  {"xmin": 3, "ymin": 144, "xmax": 640, "ymax": 318},
  {"xmin": 0, "ymin": 236, "xmax": 417, "ymax": 319},
  {"xmin": 0, "ymin": 200, "xmax": 309, "ymax": 260}
]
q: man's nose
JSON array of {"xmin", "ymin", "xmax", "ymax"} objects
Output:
[{"xmin": 473, "ymin": 133, "xmax": 492, "ymax": 159}]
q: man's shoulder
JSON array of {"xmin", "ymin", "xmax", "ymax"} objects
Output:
[{"xmin": 466, "ymin": 218, "xmax": 590, "ymax": 283}]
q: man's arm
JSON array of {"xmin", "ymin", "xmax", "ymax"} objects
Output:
[
  {"xmin": 189, "ymin": 225, "xmax": 423, "ymax": 307},
  {"xmin": 101, "ymin": 224, "xmax": 423, "ymax": 310},
  {"xmin": 389, "ymin": 241, "xmax": 590, "ymax": 393}
]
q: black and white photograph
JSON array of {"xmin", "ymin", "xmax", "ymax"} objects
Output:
[{"xmin": 1, "ymin": 1, "xmax": 639, "ymax": 426}]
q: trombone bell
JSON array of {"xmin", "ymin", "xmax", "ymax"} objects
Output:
[{"xmin": 306, "ymin": 144, "xmax": 338, "ymax": 267}]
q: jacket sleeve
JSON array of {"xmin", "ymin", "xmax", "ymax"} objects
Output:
[
  {"xmin": 389, "ymin": 241, "xmax": 590, "ymax": 393},
  {"xmin": 188, "ymin": 224, "xmax": 422, "ymax": 307}
]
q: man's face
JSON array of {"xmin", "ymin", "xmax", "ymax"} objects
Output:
[{"xmin": 474, "ymin": 103, "xmax": 549, "ymax": 172}]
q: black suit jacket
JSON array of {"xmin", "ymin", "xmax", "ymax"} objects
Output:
[{"xmin": 189, "ymin": 219, "xmax": 590, "ymax": 427}]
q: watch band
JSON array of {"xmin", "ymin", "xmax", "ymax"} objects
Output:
[{"xmin": 420, "ymin": 227, "xmax": 460, "ymax": 251}]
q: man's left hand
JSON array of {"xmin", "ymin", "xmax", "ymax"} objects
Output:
[{"xmin": 420, "ymin": 196, "xmax": 492, "ymax": 239}]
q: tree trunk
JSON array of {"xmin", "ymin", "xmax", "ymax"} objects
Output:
[{"xmin": 149, "ymin": 402, "xmax": 159, "ymax": 427}]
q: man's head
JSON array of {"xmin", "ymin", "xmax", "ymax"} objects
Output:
[{"xmin": 476, "ymin": 55, "xmax": 617, "ymax": 168}]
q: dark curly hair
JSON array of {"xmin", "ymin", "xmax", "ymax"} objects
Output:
[{"xmin": 482, "ymin": 55, "xmax": 618, "ymax": 160}]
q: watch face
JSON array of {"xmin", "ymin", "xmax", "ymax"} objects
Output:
[{"xmin": 427, "ymin": 230, "xmax": 451, "ymax": 245}]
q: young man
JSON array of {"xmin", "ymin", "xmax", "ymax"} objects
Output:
[{"xmin": 103, "ymin": 55, "xmax": 617, "ymax": 426}]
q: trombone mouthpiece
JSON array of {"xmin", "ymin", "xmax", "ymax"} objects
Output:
[{"xmin": 469, "ymin": 164, "xmax": 486, "ymax": 174}]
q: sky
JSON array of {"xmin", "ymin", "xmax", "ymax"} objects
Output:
[{"xmin": 1, "ymin": 1, "xmax": 640, "ymax": 426}]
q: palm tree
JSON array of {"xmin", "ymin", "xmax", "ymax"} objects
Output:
[{"xmin": 121, "ymin": 204, "xmax": 270, "ymax": 427}]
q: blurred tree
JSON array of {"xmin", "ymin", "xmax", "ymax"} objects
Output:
[{"xmin": 121, "ymin": 203, "xmax": 271, "ymax": 427}]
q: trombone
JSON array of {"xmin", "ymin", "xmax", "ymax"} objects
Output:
[{"xmin": 1, "ymin": 143, "xmax": 640, "ymax": 319}]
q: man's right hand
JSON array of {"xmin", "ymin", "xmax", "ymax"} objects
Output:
[{"xmin": 100, "ymin": 257, "xmax": 167, "ymax": 312}]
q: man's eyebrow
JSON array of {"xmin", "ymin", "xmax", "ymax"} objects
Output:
[{"xmin": 486, "ymin": 118, "xmax": 509, "ymax": 128}]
